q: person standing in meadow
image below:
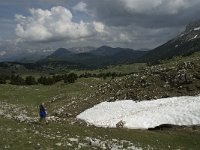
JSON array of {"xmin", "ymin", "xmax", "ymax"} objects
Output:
[{"xmin": 39, "ymin": 103, "xmax": 48, "ymax": 124}]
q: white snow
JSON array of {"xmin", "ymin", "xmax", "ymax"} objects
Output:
[
  {"xmin": 77, "ymin": 96, "xmax": 200, "ymax": 129},
  {"xmin": 189, "ymin": 34, "xmax": 199, "ymax": 41},
  {"xmin": 193, "ymin": 35, "xmax": 198, "ymax": 39},
  {"xmin": 194, "ymin": 27, "xmax": 200, "ymax": 31}
]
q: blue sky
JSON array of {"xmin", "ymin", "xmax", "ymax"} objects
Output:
[{"xmin": 0, "ymin": 0, "xmax": 200, "ymax": 57}]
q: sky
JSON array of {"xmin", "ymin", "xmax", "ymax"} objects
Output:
[{"xmin": 0, "ymin": 0, "xmax": 200, "ymax": 56}]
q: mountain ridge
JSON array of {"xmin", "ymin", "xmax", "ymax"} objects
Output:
[
  {"xmin": 141, "ymin": 20, "xmax": 200, "ymax": 62},
  {"xmin": 41, "ymin": 46, "xmax": 148, "ymax": 68}
]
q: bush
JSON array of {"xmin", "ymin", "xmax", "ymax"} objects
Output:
[
  {"xmin": 64, "ymin": 73, "xmax": 78, "ymax": 84},
  {"xmin": 0, "ymin": 74, "xmax": 9, "ymax": 84},
  {"xmin": 10, "ymin": 75, "xmax": 25, "ymax": 85},
  {"xmin": 0, "ymin": 78, "xmax": 6, "ymax": 84},
  {"xmin": 25, "ymin": 76, "xmax": 37, "ymax": 85},
  {"xmin": 38, "ymin": 76, "xmax": 55, "ymax": 85},
  {"xmin": 52, "ymin": 75, "xmax": 63, "ymax": 82}
]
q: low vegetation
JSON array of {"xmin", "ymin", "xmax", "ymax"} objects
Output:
[{"xmin": 0, "ymin": 52, "xmax": 200, "ymax": 149}]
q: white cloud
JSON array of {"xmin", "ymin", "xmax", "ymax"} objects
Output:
[
  {"xmin": 93, "ymin": 22, "xmax": 106, "ymax": 33},
  {"xmin": 113, "ymin": 33, "xmax": 131, "ymax": 43},
  {"xmin": 15, "ymin": 6, "xmax": 105, "ymax": 42},
  {"xmin": 122, "ymin": 0, "xmax": 193, "ymax": 15},
  {"xmin": 9, "ymin": 0, "xmax": 200, "ymax": 50},
  {"xmin": 73, "ymin": 2, "xmax": 88, "ymax": 13},
  {"xmin": 119, "ymin": 33, "xmax": 131, "ymax": 42},
  {"xmin": 167, "ymin": 0, "xmax": 190, "ymax": 14},
  {"xmin": 122, "ymin": 0, "xmax": 162, "ymax": 13},
  {"xmin": 0, "ymin": 51, "xmax": 6, "ymax": 56}
]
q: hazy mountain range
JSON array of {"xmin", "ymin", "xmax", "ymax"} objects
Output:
[
  {"xmin": 0, "ymin": 20, "xmax": 200, "ymax": 68},
  {"xmin": 39, "ymin": 46, "xmax": 148, "ymax": 68}
]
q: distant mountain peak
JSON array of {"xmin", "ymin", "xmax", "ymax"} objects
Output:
[
  {"xmin": 176, "ymin": 20, "xmax": 200, "ymax": 42},
  {"xmin": 186, "ymin": 20, "xmax": 200, "ymax": 32},
  {"xmin": 40, "ymin": 46, "xmax": 147, "ymax": 68},
  {"xmin": 98, "ymin": 45, "xmax": 112, "ymax": 49},
  {"xmin": 141, "ymin": 19, "xmax": 200, "ymax": 62},
  {"xmin": 47, "ymin": 48, "xmax": 72, "ymax": 61},
  {"xmin": 68, "ymin": 46, "xmax": 95, "ymax": 53},
  {"xmin": 54, "ymin": 48, "xmax": 71, "ymax": 53}
]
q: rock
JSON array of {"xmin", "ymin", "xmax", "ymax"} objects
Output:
[
  {"xmin": 116, "ymin": 120, "xmax": 125, "ymax": 128},
  {"xmin": 55, "ymin": 143, "xmax": 62, "ymax": 146},
  {"xmin": 186, "ymin": 85, "xmax": 195, "ymax": 91},
  {"xmin": 68, "ymin": 138, "xmax": 78, "ymax": 143}
]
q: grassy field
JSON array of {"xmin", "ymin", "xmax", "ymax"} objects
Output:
[
  {"xmin": 1, "ymin": 116, "xmax": 200, "ymax": 150},
  {"xmin": 160, "ymin": 51, "xmax": 200, "ymax": 67},
  {"xmin": 71, "ymin": 63, "xmax": 147, "ymax": 76},
  {"xmin": 0, "ymin": 76, "xmax": 200, "ymax": 149},
  {"xmin": 0, "ymin": 63, "xmax": 146, "ymax": 78},
  {"xmin": 1, "ymin": 56, "xmax": 200, "ymax": 149}
]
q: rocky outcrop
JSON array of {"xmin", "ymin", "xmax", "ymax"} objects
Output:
[{"xmin": 93, "ymin": 55, "xmax": 200, "ymax": 102}]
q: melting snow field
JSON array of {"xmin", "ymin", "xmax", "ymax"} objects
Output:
[
  {"xmin": 77, "ymin": 96, "xmax": 200, "ymax": 129},
  {"xmin": 194, "ymin": 27, "xmax": 200, "ymax": 31}
]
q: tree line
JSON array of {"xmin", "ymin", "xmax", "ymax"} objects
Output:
[
  {"xmin": 79, "ymin": 72, "xmax": 133, "ymax": 79},
  {"xmin": 0, "ymin": 71, "xmax": 134, "ymax": 85},
  {"xmin": 0, "ymin": 73, "xmax": 78, "ymax": 85}
]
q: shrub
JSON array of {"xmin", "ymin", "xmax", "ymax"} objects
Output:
[
  {"xmin": 10, "ymin": 75, "xmax": 25, "ymax": 85},
  {"xmin": 25, "ymin": 76, "xmax": 37, "ymax": 85},
  {"xmin": 64, "ymin": 73, "xmax": 78, "ymax": 84},
  {"xmin": 38, "ymin": 76, "xmax": 55, "ymax": 85}
]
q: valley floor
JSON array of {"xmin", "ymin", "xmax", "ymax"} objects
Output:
[
  {"xmin": 0, "ymin": 82, "xmax": 200, "ymax": 150},
  {"xmin": 1, "ymin": 106, "xmax": 200, "ymax": 150},
  {"xmin": 1, "ymin": 52, "xmax": 200, "ymax": 149}
]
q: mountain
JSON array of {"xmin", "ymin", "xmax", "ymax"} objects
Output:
[
  {"xmin": 41, "ymin": 46, "xmax": 148, "ymax": 68},
  {"xmin": 68, "ymin": 46, "xmax": 95, "ymax": 53},
  {"xmin": 0, "ymin": 49, "xmax": 54, "ymax": 63},
  {"xmin": 91, "ymin": 46, "xmax": 124, "ymax": 56},
  {"xmin": 141, "ymin": 20, "xmax": 200, "ymax": 62},
  {"xmin": 18, "ymin": 51, "xmax": 52, "ymax": 63},
  {"xmin": 46, "ymin": 48, "xmax": 73, "ymax": 61}
]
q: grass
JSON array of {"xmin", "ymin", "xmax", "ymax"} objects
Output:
[
  {"xmin": 0, "ymin": 77, "xmax": 103, "ymax": 106},
  {"xmin": 0, "ymin": 58, "xmax": 200, "ymax": 149},
  {"xmin": 0, "ymin": 116, "xmax": 200, "ymax": 150},
  {"xmin": 160, "ymin": 51, "xmax": 200, "ymax": 67},
  {"xmin": 70, "ymin": 63, "xmax": 146, "ymax": 75}
]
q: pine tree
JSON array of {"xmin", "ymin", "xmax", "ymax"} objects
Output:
[
  {"xmin": 64, "ymin": 73, "xmax": 78, "ymax": 84},
  {"xmin": 10, "ymin": 75, "xmax": 25, "ymax": 85},
  {"xmin": 25, "ymin": 76, "xmax": 37, "ymax": 85}
]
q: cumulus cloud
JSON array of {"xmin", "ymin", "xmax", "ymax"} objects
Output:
[
  {"xmin": 93, "ymin": 22, "xmax": 106, "ymax": 33},
  {"xmin": 69, "ymin": 0, "xmax": 200, "ymax": 49},
  {"xmin": 122, "ymin": 0, "xmax": 192, "ymax": 14},
  {"xmin": 86, "ymin": 0, "xmax": 200, "ymax": 27},
  {"xmin": 0, "ymin": 51, "xmax": 6, "ymax": 56},
  {"xmin": 73, "ymin": 2, "xmax": 88, "ymax": 13},
  {"xmin": 7, "ymin": 0, "xmax": 200, "ymax": 50},
  {"xmin": 122, "ymin": 0, "xmax": 162, "ymax": 13},
  {"xmin": 99, "ymin": 24, "xmax": 181, "ymax": 49},
  {"xmin": 15, "ymin": 6, "xmax": 105, "ymax": 42}
]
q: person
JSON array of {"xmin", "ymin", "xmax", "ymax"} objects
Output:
[{"xmin": 39, "ymin": 103, "xmax": 47, "ymax": 124}]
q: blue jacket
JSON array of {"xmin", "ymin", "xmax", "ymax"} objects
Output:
[{"xmin": 39, "ymin": 105, "xmax": 46, "ymax": 118}]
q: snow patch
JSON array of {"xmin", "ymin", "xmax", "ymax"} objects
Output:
[
  {"xmin": 179, "ymin": 33, "xmax": 185, "ymax": 37},
  {"xmin": 189, "ymin": 34, "xmax": 199, "ymax": 41},
  {"xmin": 77, "ymin": 96, "xmax": 200, "ymax": 129},
  {"xmin": 194, "ymin": 27, "xmax": 200, "ymax": 31},
  {"xmin": 193, "ymin": 35, "xmax": 198, "ymax": 39}
]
